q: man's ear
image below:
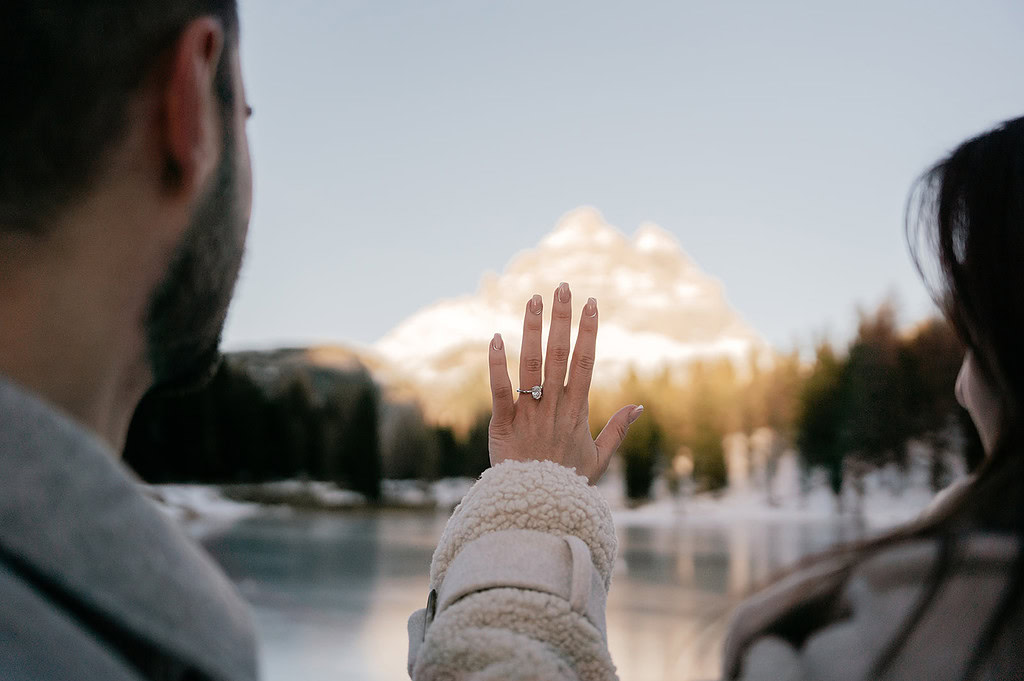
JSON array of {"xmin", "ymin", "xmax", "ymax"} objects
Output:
[{"xmin": 160, "ymin": 17, "xmax": 226, "ymax": 196}]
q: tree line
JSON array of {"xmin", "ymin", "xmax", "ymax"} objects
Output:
[
  {"xmin": 608, "ymin": 302, "xmax": 982, "ymax": 501},
  {"xmin": 123, "ymin": 352, "xmax": 493, "ymax": 500},
  {"xmin": 125, "ymin": 304, "xmax": 981, "ymax": 506}
]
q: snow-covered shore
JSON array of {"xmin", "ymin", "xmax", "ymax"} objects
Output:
[
  {"xmin": 146, "ymin": 464, "xmax": 952, "ymax": 540},
  {"xmin": 609, "ymin": 465, "xmax": 950, "ymax": 533},
  {"xmin": 611, "ymin": 485, "xmax": 938, "ymax": 531},
  {"xmin": 143, "ymin": 478, "xmax": 477, "ymax": 538},
  {"xmin": 142, "ymin": 484, "xmax": 263, "ymax": 539}
]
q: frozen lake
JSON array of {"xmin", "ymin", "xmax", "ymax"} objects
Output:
[{"xmin": 203, "ymin": 508, "xmax": 860, "ymax": 681}]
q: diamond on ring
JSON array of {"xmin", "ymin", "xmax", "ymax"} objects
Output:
[{"xmin": 517, "ymin": 385, "xmax": 543, "ymax": 400}]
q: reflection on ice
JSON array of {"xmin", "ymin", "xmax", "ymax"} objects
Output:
[
  {"xmin": 204, "ymin": 509, "xmax": 863, "ymax": 681},
  {"xmin": 607, "ymin": 519, "xmax": 854, "ymax": 680}
]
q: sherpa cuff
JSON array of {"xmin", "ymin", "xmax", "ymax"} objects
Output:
[{"xmin": 428, "ymin": 460, "xmax": 617, "ymax": 589}]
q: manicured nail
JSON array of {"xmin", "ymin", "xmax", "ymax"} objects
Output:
[
  {"xmin": 492, "ymin": 333, "xmax": 503, "ymax": 351},
  {"xmin": 628, "ymin": 405, "xmax": 644, "ymax": 424},
  {"xmin": 585, "ymin": 297, "xmax": 598, "ymax": 317},
  {"xmin": 530, "ymin": 294, "xmax": 543, "ymax": 315},
  {"xmin": 557, "ymin": 282, "xmax": 571, "ymax": 303}
]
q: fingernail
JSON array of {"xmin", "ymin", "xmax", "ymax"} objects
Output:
[
  {"xmin": 492, "ymin": 333, "xmax": 503, "ymax": 351},
  {"xmin": 530, "ymin": 294, "xmax": 543, "ymax": 315},
  {"xmin": 628, "ymin": 405, "xmax": 644, "ymax": 424},
  {"xmin": 585, "ymin": 297, "xmax": 598, "ymax": 317},
  {"xmin": 557, "ymin": 282, "xmax": 570, "ymax": 303}
]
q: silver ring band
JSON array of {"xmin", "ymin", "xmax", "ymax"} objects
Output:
[{"xmin": 517, "ymin": 385, "xmax": 543, "ymax": 400}]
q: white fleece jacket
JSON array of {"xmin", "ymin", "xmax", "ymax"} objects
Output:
[{"xmin": 409, "ymin": 460, "xmax": 619, "ymax": 681}]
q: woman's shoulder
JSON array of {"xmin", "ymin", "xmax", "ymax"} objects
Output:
[
  {"xmin": 723, "ymin": 532, "xmax": 1020, "ymax": 681},
  {"xmin": 854, "ymin": 531, "xmax": 1017, "ymax": 587},
  {"xmin": 722, "ymin": 547, "xmax": 850, "ymax": 680}
]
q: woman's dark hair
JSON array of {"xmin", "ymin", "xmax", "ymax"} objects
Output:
[
  {"xmin": 0, "ymin": 0, "xmax": 239, "ymax": 233},
  {"xmin": 869, "ymin": 116, "xmax": 1024, "ymax": 678},
  {"xmin": 733, "ymin": 118, "xmax": 1024, "ymax": 681}
]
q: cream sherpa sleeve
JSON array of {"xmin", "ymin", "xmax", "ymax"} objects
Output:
[{"xmin": 408, "ymin": 460, "xmax": 619, "ymax": 681}]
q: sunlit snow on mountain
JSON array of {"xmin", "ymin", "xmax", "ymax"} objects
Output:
[{"xmin": 373, "ymin": 207, "xmax": 764, "ymax": 389}]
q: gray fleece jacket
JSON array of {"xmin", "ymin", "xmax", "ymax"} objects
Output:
[
  {"xmin": 0, "ymin": 377, "xmax": 258, "ymax": 681},
  {"xmin": 409, "ymin": 460, "xmax": 1023, "ymax": 681}
]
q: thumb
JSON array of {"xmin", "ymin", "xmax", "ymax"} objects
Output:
[{"xmin": 594, "ymin": 404, "xmax": 645, "ymax": 468}]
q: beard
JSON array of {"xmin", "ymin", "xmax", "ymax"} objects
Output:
[{"xmin": 143, "ymin": 123, "xmax": 247, "ymax": 395}]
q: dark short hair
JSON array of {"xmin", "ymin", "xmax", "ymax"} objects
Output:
[{"xmin": 0, "ymin": 1, "xmax": 239, "ymax": 233}]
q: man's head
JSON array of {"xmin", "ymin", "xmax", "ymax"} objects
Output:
[{"xmin": 0, "ymin": 1, "xmax": 252, "ymax": 398}]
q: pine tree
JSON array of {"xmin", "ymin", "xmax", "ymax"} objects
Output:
[
  {"xmin": 341, "ymin": 385, "xmax": 383, "ymax": 501},
  {"xmin": 796, "ymin": 341, "xmax": 848, "ymax": 497},
  {"xmin": 619, "ymin": 410, "xmax": 663, "ymax": 500}
]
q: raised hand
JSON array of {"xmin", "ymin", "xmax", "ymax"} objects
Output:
[{"xmin": 487, "ymin": 282, "xmax": 644, "ymax": 485}]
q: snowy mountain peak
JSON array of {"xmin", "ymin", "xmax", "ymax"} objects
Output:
[
  {"xmin": 539, "ymin": 207, "xmax": 625, "ymax": 251},
  {"xmin": 373, "ymin": 208, "xmax": 764, "ymax": 406},
  {"xmin": 634, "ymin": 221, "xmax": 686, "ymax": 256}
]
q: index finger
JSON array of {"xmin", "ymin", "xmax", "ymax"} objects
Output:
[{"xmin": 566, "ymin": 297, "xmax": 598, "ymax": 411}]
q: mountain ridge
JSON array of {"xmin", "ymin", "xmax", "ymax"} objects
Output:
[{"xmin": 372, "ymin": 207, "xmax": 765, "ymax": 393}]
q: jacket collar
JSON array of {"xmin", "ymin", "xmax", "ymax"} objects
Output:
[{"xmin": 0, "ymin": 376, "xmax": 257, "ymax": 681}]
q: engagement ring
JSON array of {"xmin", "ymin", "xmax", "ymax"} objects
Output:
[{"xmin": 517, "ymin": 385, "xmax": 543, "ymax": 400}]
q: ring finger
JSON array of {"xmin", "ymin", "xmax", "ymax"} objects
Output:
[{"xmin": 519, "ymin": 294, "xmax": 544, "ymax": 396}]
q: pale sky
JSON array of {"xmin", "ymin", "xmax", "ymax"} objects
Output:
[{"xmin": 223, "ymin": 0, "xmax": 1024, "ymax": 353}]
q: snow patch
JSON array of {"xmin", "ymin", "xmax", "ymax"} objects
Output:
[
  {"xmin": 540, "ymin": 207, "xmax": 623, "ymax": 250},
  {"xmin": 146, "ymin": 478, "xmax": 477, "ymax": 534},
  {"xmin": 142, "ymin": 484, "xmax": 262, "ymax": 539},
  {"xmin": 633, "ymin": 222, "xmax": 684, "ymax": 254},
  {"xmin": 596, "ymin": 324, "xmax": 755, "ymax": 371},
  {"xmin": 611, "ymin": 465, "xmax": 952, "ymax": 533}
]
